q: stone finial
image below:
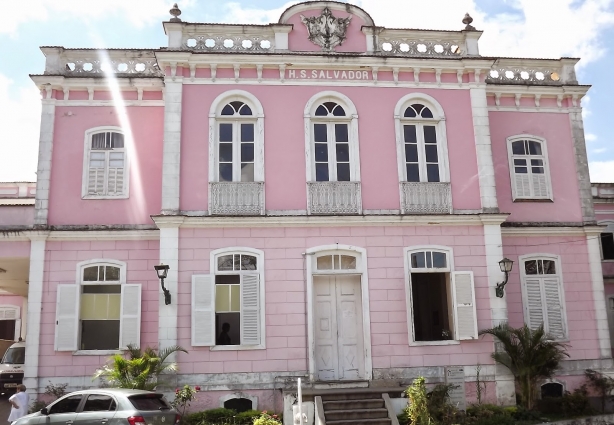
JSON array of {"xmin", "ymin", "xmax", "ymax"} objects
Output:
[
  {"xmin": 462, "ymin": 13, "xmax": 476, "ymax": 31},
  {"xmin": 169, "ymin": 3, "xmax": 182, "ymax": 22}
]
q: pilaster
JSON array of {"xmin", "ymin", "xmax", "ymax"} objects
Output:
[
  {"xmin": 586, "ymin": 228, "xmax": 612, "ymax": 358},
  {"xmin": 569, "ymin": 108, "xmax": 596, "ymax": 223},
  {"xmin": 158, "ymin": 218, "xmax": 183, "ymax": 351},
  {"xmin": 161, "ymin": 78, "xmax": 183, "ymax": 213},
  {"xmin": 470, "ymin": 87, "xmax": 498, "ymax": 212},
  {"xmin": 34, "ymin": 93, "xmax": 57, "ymax": 225},
  {"xmin": 23, "ymin": 232, "xmax": 49, "ymax": 395}
]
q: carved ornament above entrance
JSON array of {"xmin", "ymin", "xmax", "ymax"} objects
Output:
[{"xmin": 300, "ymin": 7, "xmax": 352, "ymax": 52}]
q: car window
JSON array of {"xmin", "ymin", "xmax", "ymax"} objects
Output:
[
  {"xmin": 49, "ymin": 395, "xmax": 83, "ymax": 414},
  {"xmin": 1, "ymin": 347, "xmax": 25, "ymax": 364},
  {"xmin": 82, "ymin": 395, "xmax": 117, "ymax": 412},
  {"xmin": 128, "ymin": 394, "xmax": 169, "ymax": 411}
]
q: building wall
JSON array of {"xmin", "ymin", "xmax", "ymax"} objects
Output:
[{"xmin": 0, "ymin": 206, "xmax": 35, "ymax": 226}]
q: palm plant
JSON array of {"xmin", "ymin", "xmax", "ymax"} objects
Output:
[
  {"xmin": 479, "ymin": 323, "xmax": 568, "ymax": 410},
  {"xmin": 94, "ymin": 344, "xmax": 188, "ymax": 390}
]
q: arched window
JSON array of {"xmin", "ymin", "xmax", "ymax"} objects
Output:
[
  {"xmin": 192, "ymin": 248, "xmax": 265, "ymax": 349},
  {"xmin": 305, "ymin": 93, "xmax": 360, "ymax": 183},
  {"xmin": 54, "ymin": 260, "xmax": 141, "ymax": 352},
  {"xmin": 395, "ymin": 95, "xmax": 449, "ymax": 184},
  {"xmin": 404, "ymin": 246, "xmax": 477, "ymax": 344},
  {"xmin": 519, "ymin": 254, "xmax": 567, "ymax": 340},
  {"xmin": 82, "ymin": 128, "xmax": 129, "ymax": 198},
  {"xmin": 541, "ymin": 382, "xmax": 564, "ymax": 399},
  {"xmin": 507, "ymin": 135, "xmax": 552, "ymax": 200}
]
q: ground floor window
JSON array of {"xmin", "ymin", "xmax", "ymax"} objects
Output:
[
  {"xmin": 80, "ymin": 283, "xmax": 121, "ymax": 350},
  {"xmin": 215, "ymin": 274, "xmax": 241, "ymax": 346},
  {"xmin": 411, "ymin": 272, "xmax": 453, "ymax": 341}
]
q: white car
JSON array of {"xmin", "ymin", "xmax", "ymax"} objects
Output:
[{"xmin": 0, "ymin": 340, "xmax": 25, "ymax": 394}]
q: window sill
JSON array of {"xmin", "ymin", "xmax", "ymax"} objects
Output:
[
  {"xmin": 602, "ymin": 259, "xmax": 614, "ymax": 262},
  {"xmin": 210, "ymin": 345, "xmax": 265, "ymax": 351},
  {"xmin": 82, "ymin": 195, "xmax": 129, "ymax": 200},
  {"xmin": 512, "ymin": 198, "xmax": 553, "ymax": 203},
  {"xmin": 409, "ymin": 340, "xmax": 460, "ymax": 347},
  {"xmin": 73, "ymin": 350, "xmax": 123, "ymax": 356}
]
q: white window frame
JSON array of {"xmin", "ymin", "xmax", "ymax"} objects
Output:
[
  {"xmin": 599, "ymin": 221, "xmax": 614, "ymax": 261},
  {"xmin": 81, "ymin": 126, "xmax": 130, "ymax": 199},
  {"xmin": 55, "ymin": 259, "xmax": 140, "ymax": 355},
  {"xmin": 208, "ymin": 90, "xmax": 265, "ymax": 184},
  {"xmin": 304, "ymin": 91, "xmax": 361, "ymax": 183},
  {"xmin": 519, "ymin": 254, "xmax": 568, "ymax": 341},
  {"xmin": 0, "ymin": 305, "xmax": 21, "ymax": 341},
  {"xmin": 507, "ymin": 134, "xmax": 553, "ymax": 201},
  {"xmin": 206, "ymin": 247, "xmax": 266, "ymax": 351},
  {"xmin": 394, "ymin": 93, "xmax": 450, "ymax": 184}
]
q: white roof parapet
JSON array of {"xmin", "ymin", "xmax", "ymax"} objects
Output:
[
  {"xmin": 39, "ymin": 47, "xmax": 163, "ymax": 77},
  {"xmin": 485, "ymin": 57, "xmax": 579, "ymax": 86}
]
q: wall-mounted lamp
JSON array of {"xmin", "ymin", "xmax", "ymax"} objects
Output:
[
  {"xmin": 154, "ymin": 264, "xmax": 171, "ymax": 305},
  {"xmin": 495, "ymin": 257, "xmax": 514, "ymax": 298}
]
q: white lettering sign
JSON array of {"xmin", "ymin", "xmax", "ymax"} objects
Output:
[{"xmin": 287, "ymin": 69, "xmax": 371, "ymax": 80}]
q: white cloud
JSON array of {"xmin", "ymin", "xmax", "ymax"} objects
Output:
[
  {"xmin": 223, "ymin": 1, "xmax": 295, "ymax": 24},
  {"xmin": 592, "ymin": 148, "xmax": 607, "ymax": 153},
  {"xmin": 0, "ymin": 0, "xmax": 192, "ymax": 35},
  {"xmin": 0, "ymin": 75, "xmax": 41, "ymax": 181},
  {"xmin": 590, "ymin": 161, "xmax": 614, "ymax": 182},
  {"xmin": 586, "ymin": 133, "xmax": 598, "ymax": 142}
]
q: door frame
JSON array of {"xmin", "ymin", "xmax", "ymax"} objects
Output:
[{"xmin": 306, "ymin": 244, "xmax": 372, "ymax": 381}]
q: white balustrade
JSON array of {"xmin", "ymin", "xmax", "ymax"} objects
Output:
[
  {"xmin": 307, "ymin": 182, "xmax": 362, "ymax": 215},
  {"xmin": 401, "ymin": 182, "xmax": 452, "ymax": 214},
  {"xmin": 183, "ymin": 35, "xmax": 275, "ymax": 52},
  {"xmin": 486, "ymin": 68, "xmax": 563, "ymax": 85},
  {"xmin": 42, "ymin": 48, "xmax": 162, "ymax": 76},
  {"xmin": 210, "ymin": 182, "xmax": 264, "ymax": 216},
  {"xmin": 379, "ymin": 39, "xmax": 463, "ymax": 56}
]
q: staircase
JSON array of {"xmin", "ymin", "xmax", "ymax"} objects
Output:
[{"xmin": 317, "ymin": 390, "xmax": 396, "ymax": 425}]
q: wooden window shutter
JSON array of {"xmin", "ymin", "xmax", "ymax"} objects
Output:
[
  {"xmin": 55, "ymin": 284, "xmax": 80, "ymax": 351},
  {"xmin": 88, "ymin": 152, "xmax": 107, "ymax": 195},
  {"xmin": 119, "ymin": 284, "xmax": 141, "ymax": 349},
  {"xmin": 514, "ymin": 172, "xmax": 532, "ymax": 198},
  {"xmin": 192, "ymin": 275, "xmax": 215, "ymax": 346},
  {"xmin": 524, "ymin": 277, "xmax": 545, "ymax": 331},
  {"xmin": 531, "ymin": 173, "xmax": 550, "ymax": 198},
  {"xmin": 107, "ymin": 152, "xmax": 125, "ymax": 195},
  {"xmin": 240, "ymin": 273, "xmax": 260, "ymax": 345},
  {"xmin": 543, "ymin": 277, "xmax": 566, "ymax": 339},
  {"xmin": 452, "ymin": 271, "xmax": 478, "ymax": 340}
]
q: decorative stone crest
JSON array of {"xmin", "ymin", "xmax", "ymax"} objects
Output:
[{"xmin": 300, "ymin": 7, "xmax": 352, "ymax": 52}]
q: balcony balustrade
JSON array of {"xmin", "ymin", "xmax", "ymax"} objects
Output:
[
  {"xmin": 401, "ymin": 182, "xmax": 452, "ymax": 214},
  {"xmin": 307, "ymin": 182, "xmax": 362, "ymax": 215},
  {"xmin": 210, "ymin": 182, "xmax": 264, "ymax": 216}
]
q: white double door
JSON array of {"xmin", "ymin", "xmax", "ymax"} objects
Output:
[{"xmin": 314, "ymin": 274, "xmax": 365, "ymax": 381}]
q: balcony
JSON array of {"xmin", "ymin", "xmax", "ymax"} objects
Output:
[
  {"xmin": 210, "ymin": 182, "xmax": 264, "ymax": 216},
  {"xmin": 401, "ymin": 182, "xmax": 452, "ymax": 214},
  {"xmin": 307, "ymin": 182, "xmax": 362, "ymax": 215}
]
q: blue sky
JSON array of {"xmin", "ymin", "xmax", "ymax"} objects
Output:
[{"xmin": 1, "ymin": 0, "xmax": 613, "ymax": 182}]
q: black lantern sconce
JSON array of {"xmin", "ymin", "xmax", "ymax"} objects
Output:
[
  {"xmin": 154, "ymin": 264, "xmax": 171, "ymax": 305},
  {"xmin": 495, "ymin": 258, "xmax": 514, "ymax": 298}
]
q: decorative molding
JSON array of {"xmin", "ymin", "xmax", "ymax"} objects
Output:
[
  {"xmin": 210, "ymin": 182, "xmax": 265, "ymax": 216},
  {"xmin": 401, "ymin": 182, "xmax": 452, "ymax": 214},
  {"xmin": 300, "ymin": 7, "xmax": 351, "ymax": 52},
  {"xmin": 307, "ymin": 182, "xmax": 362, "ymax": 215}
]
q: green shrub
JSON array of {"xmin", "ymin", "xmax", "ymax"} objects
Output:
[
  {"xmin": 184, "ymin": 408, "xmax": 237, "ymax": 425},
  {"xmin": 234, "ymin": 410, "xmax": 262, "ymax": 424},
  {"xmin": 561, "ymin": 385, "xmax": 592, "ymax": 417},
  {"xmin": 397, "ymin": 411, "xmax": 410, "ymax": 425}
]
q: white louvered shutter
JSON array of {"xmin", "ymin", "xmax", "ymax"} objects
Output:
[
  {"xmin": 107, "ymin": 152, "xmax": 125, "ymax": 195},
  {"xmin": 119, "ymin": 284, "xmax": 141, "ymax": 349},
  {"xmin": 531, "ymin": 174, "xmax": 550, "ymax": 198},
  {"xmin": 543, "ymin": 277, "xmax": 566, "ymax": 339},
  {"xmin": 514, "ymin": 173, "xmax": 532, "ymax": 198},
  {"xmin": 192, "ymin": 275, "xmax": 215, "ymax": 346},
  {"xmin": 14, "ymin": 319, "xmax": 21, "ymax": 341},
  {"xmin": 241, "ymin": 273, "xmax": 260, "ymax": 345},
  {"xmin": 87, "ymin": 152, "xmax": 107, "ymax": 195},
  {"xmin": 525, "ymin": 278, "xmax": 545, "ymax": 331},
  {"xmin": 452, "ymin": 272, "xmax": 478, "ymax": 340},
  {"xmin": 2, "ymin": 308, "xmax": 16, "ymax": 320},
  {"xmin": 55, "ymin": 284, "xmax": 80, "ymax": 351}
]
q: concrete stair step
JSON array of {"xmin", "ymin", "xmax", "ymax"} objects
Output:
[
  {"xmin": 325, "ymin": 419, "xmax": 392, "ymax": 425},
  {"xmin": 323, "ymin": 398, "xmax": 385, "ymax": 410},
  {"xmin": 325, "ymin": 408, "xmax": 389, "ymax": 421},
  {"xmin": 320, "ymin": 392, "xmax": 383, "ymax": 401}
]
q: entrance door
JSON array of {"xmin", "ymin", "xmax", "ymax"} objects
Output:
[{"xmin": 314, "ymin": 274, "xmax": 364, "ymax": 381}]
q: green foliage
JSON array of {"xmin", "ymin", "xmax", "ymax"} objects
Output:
[
  {"xmin": 234, "ymin": 410, "xmax": 263, "ymax": 424},
  {"xmin": 171, "ymin": 385, "xmax": 200, "ymax": 421},
  {"xmin": 535, "ymin": 385, "xmax": 592, "ymax": 418},
  {"xmin": 29, "ymin": 381, "xmax": 69, "ymax": 413},
  {"xmin": 478, "ymin": 323, "xmax": 569, "ymax": 409},
  {"xmin": 184, "ymin": 408, "xmax": 273, "ymax": 425},
  {"xmin": 427, "ymin": 384, "xmax": 464, "ymax": 425},
  {"xmin": 93, "ymin": 344, "xmax": 188, "ymax": 390},
  {"xmin": 252, "ymin": 411, "xmax": 282, "ymax": 425},
  {"xmin": 585, "ymin": 368, "xmax": 614, "ymax": 413},
  {"xmin": 404, "ymin": 377, "xmax": 434, "ymax": 425}
]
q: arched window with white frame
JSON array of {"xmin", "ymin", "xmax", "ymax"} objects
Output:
[
  {"xmin": 507, "ymin": 135, "xmax": 552, "ymax": 200},
  {"xmin": 54, "ymin": 260, "xmax": 141, "ymax": 352},
  {"xmin": 304, "ymin": 92, "xmax": 362, "ymax": 214},
  {"xmin": 404, "ymin": 246, "xmax": 477, "ymax": 344},
  {"xmin": 519, "ymin": 254, "xmax": 567, "ymax": 340},
  {"xmin": 82, "ymin": 127, "xmax": 129, "ymax": 199},
  {"xmin": 192, "ymin": 248, "xmax": 265, "ymax": 349},
  {"xmin": 394, "ymin": 94, "xmax": 451, "ymax": 214},
  {"xmin": 209, "ymin": 91, "xmax": 265, "ymax": 215}
]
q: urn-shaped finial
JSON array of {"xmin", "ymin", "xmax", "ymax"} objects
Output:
[
  {"xmin": 170, "ymin": 3, "xmax": 182, "ymax": 22},
  {"xmin": 462, "ymin": 13, "xmax": 476, "ymax": 31}
]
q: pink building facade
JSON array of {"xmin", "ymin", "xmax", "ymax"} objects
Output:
[{"xmin": 0, "ymin": 1, "xmax": 610, "ymax": 416}]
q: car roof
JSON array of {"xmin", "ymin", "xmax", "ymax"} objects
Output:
[
  {"xmin": 67, "ymin": 389, "xmax": 161, "ymax": 396},
  {"xmin": 8, "ymin": 342, "xmax": 26, "ymax": 348}
]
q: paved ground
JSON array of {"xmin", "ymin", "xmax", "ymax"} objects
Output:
[{"xmin": 0, "ymin": 394, "xmax": 13, "ymax": 423}]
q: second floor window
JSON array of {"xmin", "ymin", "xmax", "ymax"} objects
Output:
[
  {"xmin": 602, "ymin": 231, "xmax": 614, "ymax": 260},
  {"xmin": 401, "ymin": 103, "xmax": 444, "ymax": 183},
  {"xmin": 311, "ymin": 101, "xmax": 354, "ymax": 182},
  {"xmin": 217, "ymin": 101, "xmax": 256, "ymax": 182},
  {"xmin": 508, "ymin": 136, "xmax": 552, "ymax": 200},
  {"xmin": 83, "ymin": 130, "xmax": 127, "ymax": 198}
]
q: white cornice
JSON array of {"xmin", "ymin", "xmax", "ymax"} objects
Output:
[
  {"xmin": 46, "ymin": 230, "xmax": 160, "ymax": 241},
  {"xmin": 54, "ymin": 101, "xmax": 164, "ymax": 107},
  {"xmin": 151, "ymin": 214, "xmax": 509, "ymax": 228},
  {"xmin": 488, "ymin": 107, "xmax": 570, "ymax": 114},
  {"xmin": 501, "ymin": 226, "xmax": 604, "ymax": 236}
]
